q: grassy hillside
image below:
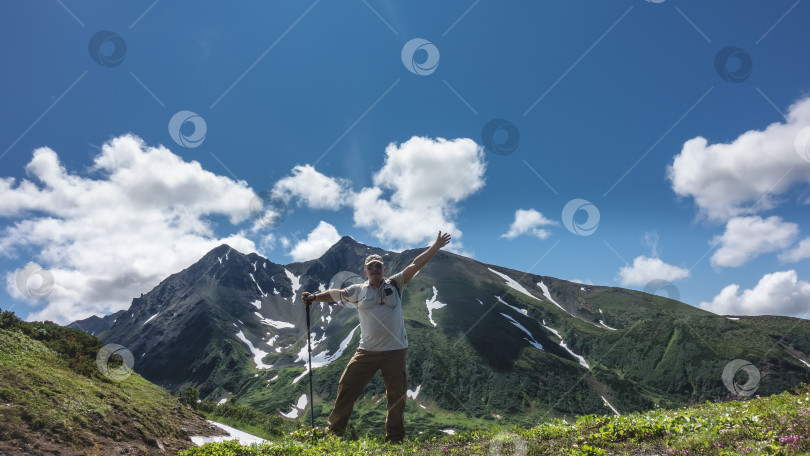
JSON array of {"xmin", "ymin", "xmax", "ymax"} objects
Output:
[
  {"xmin": 0, "ymin": 310, "xmax": 220, "ymax": 456},
  {"xmin": 180, "ymin": 383, "xmax": 810, "ymax": 455}
]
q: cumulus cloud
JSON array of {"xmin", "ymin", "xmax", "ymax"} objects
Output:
[
  {"xmin": 667, "ymin": 96, "xmax": 810, "ymax": 221},
  {"xmin": 710, "ymin": 216, "xmax": 799, "ymax": 268},
  {"xmin": 352, "ymin": 137, "xmax": 485, "ymax": 248},
  {"xmin": 779, "ymin": 237, "xmax": 810, "ymax": 263},
  {"xmin": 350, "ymin": 136, "xmax": 485, "ymax": 249},
  {"xmin": 272, "ymin": 165, "xmax": 352, "ymax": 210},
  {"xmin": 1, "ymin": 135, "xmax": 258, "ymax": 324},
  {"xmin": 501, "ymin": 208, "xmax": 558, "ymax": 240},
  {"xmin": 288, "ymin": 221, "xmax": 341, "ymax": 262},
  {"xmin": 618, "ymin": 256, "xmax": 689, "ymax": 287},
  {"xmin": 699, "ymin": 270, "xmax": 810, "ymax": 317},
  {"xmin": 270, "ymin": 136, "xmax": 485, "ymax": 251}
]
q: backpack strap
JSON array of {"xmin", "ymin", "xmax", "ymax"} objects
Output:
[{"xmin": 386, "ymin": 277, "xmax": 401, "ymax": 298}]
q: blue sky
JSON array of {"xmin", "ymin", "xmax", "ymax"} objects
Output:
[{"xmin": 1, "ymin": 0, "xmax": 809, "ymax": 324}]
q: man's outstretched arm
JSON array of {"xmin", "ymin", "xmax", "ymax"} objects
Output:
[
  {"xmin": 402, "ymin": 231, "xmax": 451, "ymax": 284},
  {"xmin": 301, "ymin": 289, "xmax": 349, "ymax": 305}
]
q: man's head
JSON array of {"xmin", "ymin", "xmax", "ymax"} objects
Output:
[{"xmin": 364, "ymin": 254, "xmax": 385, "ymax": 281}]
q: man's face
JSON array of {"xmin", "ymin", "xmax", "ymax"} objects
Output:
[{"xmin": 364, "ymin": 261, "xmax": 384, "ymax": 280}]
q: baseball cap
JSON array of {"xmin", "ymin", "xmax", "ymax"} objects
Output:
[{"xmin": 364, "ymin": 254, "xmax": 384, "ymax": 267}]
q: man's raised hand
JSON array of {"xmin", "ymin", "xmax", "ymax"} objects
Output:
[
  {"xmin": 302, "ymin": 292, "xmax": 315, "ymax": 306},
  {"xmin": 435, "ymin": 231, "xmax": 451, "ymax": 249}
]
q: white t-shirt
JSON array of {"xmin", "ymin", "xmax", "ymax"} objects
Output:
[{"xmin": 341, "ymin": 272, "xmax": 407, "ymax": 351}]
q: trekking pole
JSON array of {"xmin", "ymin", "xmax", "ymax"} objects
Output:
[{"xmin": 304, "ymin": 299, "xmax": 316, "ymax": 434}]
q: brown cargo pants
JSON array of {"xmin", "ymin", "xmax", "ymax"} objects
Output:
[{"xmin": 327, "ymin": 348, "xmax": 408, "ymax": 443}]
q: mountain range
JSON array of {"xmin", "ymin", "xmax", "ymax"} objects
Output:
[{"xmin": 82, "ymin": 236, "xmax": 810, "ymax": 431}]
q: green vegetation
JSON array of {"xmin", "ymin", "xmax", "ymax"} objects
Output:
[
  {"xmin": 0, "ymin": 310, "xmax": 206, "ymax": 454},
  {"xmin": 198, "ymin": 400, "xmax": 298, "ymax": 439},
  {"xmin": 179, "ymin": 383, "xmax": 810, "ymax": 455}
]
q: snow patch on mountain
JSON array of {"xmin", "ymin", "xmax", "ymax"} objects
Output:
[
  {"xmin": 251, "ymin": 300, "xmax": 261, "ymax": 310},
  {"xmin": 143, "ymin": 313, "xmax": 158, "ymax": 326},
  {"xmin": 407, "ymin": 385, "xmax": 421, "ymax": 400},
  {"xmin": 285, "ymin": 269, "xmax": 302, "ymax": 302},
  {"xmin": 425, "ymin": 286, "xmax": 447, "ymax": 327},
  {"xmin": 600, "ymin": 320, "xmax": 617, "ymax": 331},
  {"xmin": 536, "ymin": 281, "xmax": 568, "ymax": 314},
  {"xmin": 495, "ymin": 295, "xmax": 528, "ymax": 316},
  {"xmin": 191, "ymin": 420, "xmax": 268, "ymax": 447},
  {"xmin": 256, "ymin": 314, "xmax": 295, "ymax": 330},
  {"xmin": 267, "ymin": 335, "xmax": 279, "ymax": 346},
  {"xmin": 235, "ymin": 331, "xmax": 272, "ymax": 369},
  {"xmin": 488, "ymin": 268, "xmax": 541, "ymax": 301},
  {"xmin": 292, "ymin": 324, "xmax": 361, "ymax": 384},
  {"xmin": 500, "ymin": 313, "xmax": 543, "ymax": 350},
  {"xmin": 541, "ymin": 322, "xmax": 590, "ymax": 369},
  {"xmin": 280, "ymin": 393, "xmax": 308, "ymax": 419},
  {"xmin": 249, "ymin": 273, "xmax": 267, "ymax": 297}
]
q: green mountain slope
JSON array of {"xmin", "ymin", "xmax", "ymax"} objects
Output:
[
  {"xmin": 0, "ymin": 311, "xmax": 220, "ymax": 456},
  {"xmin": 88, "ymin": 237, "xmax": 810, "ymax": 436}
]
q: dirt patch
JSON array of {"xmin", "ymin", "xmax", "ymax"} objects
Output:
[{"xmin": 0, "ymin": 406, "xmax": 226, "ymax": 456}]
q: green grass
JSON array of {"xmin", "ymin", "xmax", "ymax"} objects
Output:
[
  {"xmin": 178, "ymin": 383, "xmax": 810, "ymax": 455},
  {"xmin": 0, "ymin": 311, "xmax": 208, "ymax": 453}
]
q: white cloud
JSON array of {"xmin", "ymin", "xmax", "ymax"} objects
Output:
[
  {"xmin": 272, "ymin": 165, "xmax": 352, "ymax": 210},
  {"xmin": 618, "ymin": 256, "xmax": 689, "ymax": 287},
  {"xmin": 710, "ymin": 216, "xmax": 798, "ymax": 268},
  {"xmin": 270, "ymin": 136, "xmax": 485, "ymax": 251},
  {"xmin": 288, "ymin": 221, "xmax": 341, "ymax": 262},
  {"xmin": 1, "ymin": 135, "xmax": 258, "ymax": 324},
  {"xmin": 779, "ymin": 237, "xmax": 810, "ymax": 263},
  {"xmin": 667, "ymin": 96, "xmax": 810, "ymax": 221},
  {"xmin": 699, "ymin": 270, "xmax": 810, "ymax": 317},
  {"xmin": 351, "ymin": 136, "xmax": 485, "ymax": 248},
  {"xmin": 501, "ymin": 208, "xmax": 558, "ymax": 240}
]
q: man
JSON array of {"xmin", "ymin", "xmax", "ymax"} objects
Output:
[{"xmin": 301, "ymin": 231, "xmax": 451, "ymax": 443}]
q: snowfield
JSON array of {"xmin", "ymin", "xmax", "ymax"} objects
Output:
[
  {"xmin": 425, "ymin": 286, "xmax": 447, "ymax": 327},
  {"xmin": 488, "ymin": 268, "xmax": 541, "ymax": 301},
  {"xmin": 500, "ymin": 313, "xmax": 543, "ymax": 350}
]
